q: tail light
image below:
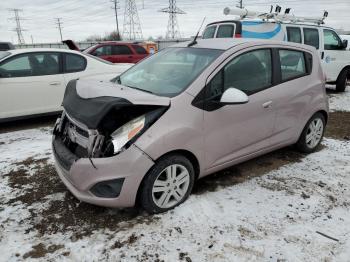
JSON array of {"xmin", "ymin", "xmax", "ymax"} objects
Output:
[{"xmin": 235, "ymin": 33, "xmax": 242, "ymax": 38}]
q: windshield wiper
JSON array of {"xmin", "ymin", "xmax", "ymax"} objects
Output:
[{"xmin": 126, "ymin": 85, "xmax": 155, "ymax": 95}]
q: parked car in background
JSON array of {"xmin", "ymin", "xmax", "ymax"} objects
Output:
[
  {"xmin": 0, "ymin": 42, "xmax": 15, "ymax": 51},
  {"xmin": 52, "ymin": 38, "xmax": 328, "ymax": 214},
  {"xmin": 63, "ymin": 40, "xmax": 149, "ymax": 64},
  {"xmin": 202, "ymin": 7, "xmax": 350, "ymax": 92},
  {"xmin": 84, "ymin": 42, "xmax": 149, "ymax": 63},
  {"xmin": 0, "ymin": 48, "xmax": 131, "ymax": 122}
]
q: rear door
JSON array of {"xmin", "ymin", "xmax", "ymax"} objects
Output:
[
  {"xmin": 0, "ymin": 52, "xmax": 65, "ymax": 118},
  {"xmin": 112, "ymin": 45, "xmax": 135, "ymax": 63},
  {"xmin": 131, "ymin": 44, "xmax": 149, "ymax": 62},
  {"xmin": 269, "ymin": 48, "xmax": 314, "ymax": 146}
]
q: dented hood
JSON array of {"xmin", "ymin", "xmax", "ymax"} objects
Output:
[{"xmin": 62, "ymin": 79, "xmax": 170, "ymax": 129}]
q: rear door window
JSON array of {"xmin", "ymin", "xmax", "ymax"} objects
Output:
[
  {"xmin": 202, "ymin": 26, "xmax": 217, "ymax": 39},
  {"xmin": 65, "ymin": 53, "xmax": 87, "ymax": 73},
  {"xmin": 113, "ymin": 45, "xmax": 133, "ymax": 55},
  {"xmin": 216, "ymin": 24, "xmax": 235, "ymax": 38},
  {"xmin": 279, "ymin": 49, "xmax": 307, "ymax": 81},
  {"xmin": 287, "ymin": 27, "xmax": 302, "ymax": 43},
  {"xmin": 303, "ymin": 28, "xmax": 320, "ymax": 49}
]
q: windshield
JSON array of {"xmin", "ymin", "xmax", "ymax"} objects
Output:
[
  {"xmin": 118, "ymin": 47, "xmax": 223, "ymax": 97},
  {"xmin": 0, "ymin": 51, "xmax": 11, "ymax": 60}
]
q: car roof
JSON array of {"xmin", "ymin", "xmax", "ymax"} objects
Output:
[
  {"xmin": 172, "ymin": 38, "xmax": 316, "ymax": 52},
  {"xmin": 205, "ymin": 19, "xmax": 336, "ymax": 30},
  {"xmin": 6, "ymin": 48, "xmax": 82, "ymax": 55}
]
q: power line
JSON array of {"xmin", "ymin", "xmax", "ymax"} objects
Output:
[
  {"xmin": 159, "ymin": 0, "xmax": 185, "ymax": 39},
  {"xmin": 8, "ymin": 8, "xmax": 26, "ymax": 45},
  {"xmin": 111, "ymin": 0, "xmax": 120, "ymax": 36},
  {"xmin": 55, "ymin": 18, "xmax": 63, "ymax": 41},
  {"xmin": 123, "ymin": 0, "xmax": 143, "ymax": 40}
]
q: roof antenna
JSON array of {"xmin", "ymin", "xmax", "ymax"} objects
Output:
[{"xmin": 188, "ymin": 17, "xmax": 206, "ymax": 47}]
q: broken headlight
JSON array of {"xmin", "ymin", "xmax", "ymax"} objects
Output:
[{"xmin": 111, "ymin": 115, "xmax": 145, "ymax": 153}]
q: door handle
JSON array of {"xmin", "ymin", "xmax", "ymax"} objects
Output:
[
  {"xmin": 262, "ymin": 101, "xmax": 273, "ymax": 108},
  {"xmin": 50, "ymin": 82, "xmax": 61, "ymax": 86},
  {"xmin": 128, "ymin": 56, "xmax": 133, "ymax": 58},
  {"xmin": 321, "ymin": 51, "xmax": 325, "ymax": 60}
]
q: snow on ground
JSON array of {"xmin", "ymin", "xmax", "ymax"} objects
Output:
[
  {"xmin": 0, "ymin": 88, "xmax": 349, "ymax": 261},
  {"xmin": 328, "ymin": 85, "xmax": 350, "ymax": 112}
]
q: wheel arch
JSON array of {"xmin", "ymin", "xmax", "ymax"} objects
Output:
[{"xmin": 135, "ymin": 149, "xmax": 201, "ymax": 206}]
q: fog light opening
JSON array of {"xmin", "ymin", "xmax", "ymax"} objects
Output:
[{"xmin": 90, "ymin": 178, "xmax": 125, "ymax": 198}]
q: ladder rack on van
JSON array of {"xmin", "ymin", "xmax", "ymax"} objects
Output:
[{"xmin": 223, "ymin": 6, "xmax": 328, "ymax": 25}]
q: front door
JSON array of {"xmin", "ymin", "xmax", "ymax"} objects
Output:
[
  {"xmin": 321, "ymin": 29, "xmax": 347, "ymax": 82},
  {"xmin": 0, "ymin": 52, "xmax": 65, "ymax": 119},
  {"xmin": 201, "ymin": 49, "xmax": 276, "ymax": 170}
]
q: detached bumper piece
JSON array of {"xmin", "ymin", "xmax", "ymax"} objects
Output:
[{"xmin": 52, "ymin": 136, "xmax": 78, "ymax": 171}]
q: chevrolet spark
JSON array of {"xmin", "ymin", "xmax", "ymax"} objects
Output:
[{"xmin": 53, "ymin": 38, "xmax": 328, "ymax": 214}]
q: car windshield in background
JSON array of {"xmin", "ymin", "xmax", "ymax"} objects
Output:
[
  {"xmin": 119, "ymin": 47, "xmax": 223, "ymax": 97},
  {"xmin": 0, "ymin": 51, "xmax": 11, "ymax": 60}
]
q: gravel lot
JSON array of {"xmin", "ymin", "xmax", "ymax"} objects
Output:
[{"xmin": 0, "ymin": 87, "xmax": 349, "ymax": 261}]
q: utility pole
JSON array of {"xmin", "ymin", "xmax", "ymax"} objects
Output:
[
  {"xmin": 123, "ymin": 0, "xmax": 143, "ymax": 40},
  {"xmin": 9, "ymin": 8, "xmax": 26, "ymax": 45},
  {"xmin": 111, "ymin": 0, "xmax": 120, "ymax": 37},
  {"xmin": 159, "ymin": 0, "xmax": 185, "ymax": 39},
  {"xmin": 55, "ymin": 18, "xmax": 63, "ymax": 41},
  {"xmin": 31, "ymin": 35, "xmax": 34, "ymax": 44},
  {"xmin": 237, "ymin": 0, "xmax": 243, "ymax": 9}
]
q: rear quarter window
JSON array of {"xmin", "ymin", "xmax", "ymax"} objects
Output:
[
  {"xmin": 216, "ymin": 24, "xmax": 235, "ymax": 38},
  {"xmin": 202, "ymin": 26, "xmax": 217, "ymax": 39},
  {"xmin": 132, "ymin": 45, "xmax": 148, "ymax": 54},
  {"xmin": 65, "ymin": 53, "xmax": 87, "ymax": 73}
]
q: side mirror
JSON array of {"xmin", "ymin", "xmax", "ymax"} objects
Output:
[
  {"xmin": 342, "ymin": 39, "xmax": 348, "ymax": 49},
  {"xmin": 220, "ymin": 88, "xmax": 249, "ymax": 104}
]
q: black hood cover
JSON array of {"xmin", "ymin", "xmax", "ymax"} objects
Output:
[{"xmin": 62, "ymin": 80, "xmax": 132, "ymax": 129}]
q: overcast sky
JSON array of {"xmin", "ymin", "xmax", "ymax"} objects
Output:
[{"xmin": 1, "ymin": 0, "xmax": 350, "ymax": 44}]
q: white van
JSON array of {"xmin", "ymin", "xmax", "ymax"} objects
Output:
[{"xmin": 202, "ymin": 7, "xmax": 350, "ymax": 92}]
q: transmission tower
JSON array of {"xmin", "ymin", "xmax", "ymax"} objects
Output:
[
  {"xmin": 123, "ymin": 0, "xmax": 143, "ymax": 40},
  {"xmin": 159, "ymin": 0, "xmax": 185, "ymax": 39},
  {"xmin": 9, "ymin": 8, "xmax": 26, "ymax": 45},
  {"xmin": 236, "ymin": 0, "xmax": 243, "ymax": 9},
  {"xmin": 111, "ymin": 0, "xmax": 120, "ymax": 37},
  {"xmin": 55, "ymin": 18, "xmax": 64, "ymax": 41}
]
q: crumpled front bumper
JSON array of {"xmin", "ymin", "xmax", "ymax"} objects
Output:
[{"xmin": 52, "ymin": 135, "xmax": 155, "ymax": 208}]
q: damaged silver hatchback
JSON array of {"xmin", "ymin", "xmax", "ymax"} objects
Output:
[{"xmin": 53, "ymin": 38, "xmax": 328, "ymax": 213}]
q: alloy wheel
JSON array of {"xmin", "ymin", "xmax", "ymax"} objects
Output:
[
  {"xmin": 305, "ymin": 118, "xmax": 324, "ymax": 149},
  {"xmin": 152, "ymin": 164, "xmax": 190, "ymax": 209}
]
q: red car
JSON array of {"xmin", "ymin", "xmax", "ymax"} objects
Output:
[{"xmin": 63, "ymin": 40, "xmax": 149, "ymax": 64}]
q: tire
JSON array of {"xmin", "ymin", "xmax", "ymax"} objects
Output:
[
  {"xmin": 296, "ymin": 113, "xmax": 326, "ymax": 153},
  {"xmin": 139, "ymin": 154, "xmax": 195, "ymax": 214},
  {"xmin": 335, "ymin": 68, "xmax": 349, "ymax": 92}
]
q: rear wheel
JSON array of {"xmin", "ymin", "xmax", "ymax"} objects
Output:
[
  {"xmin": 139, "ymin": 154, "xmax": 195, "ymax": 214},
  {"xmin": 296, "ymin": 113, "xmax": 325, "ymax": 153},
  {"xmin": 335, "ymin": 68, "xmax": 349, "ymax": 92}
]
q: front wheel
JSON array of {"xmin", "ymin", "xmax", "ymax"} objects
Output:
[
  {"xmin": 336, "ymin": 68, "xmax": 349, "ymax": 92},
  {"xmin": 139, "ymin": 154, "xmax": 195, "ymax": 214},
  {"xmin": 296, "ymin": 113, "xmax": 326, "ymax": 153}
]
